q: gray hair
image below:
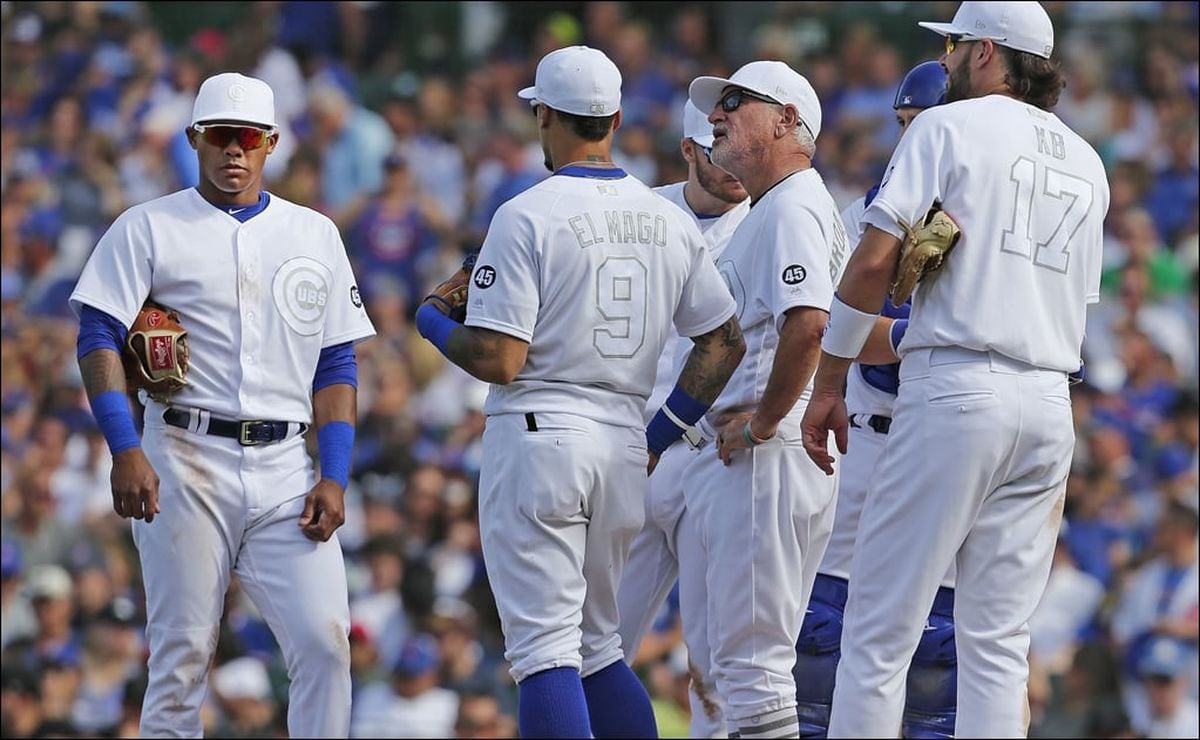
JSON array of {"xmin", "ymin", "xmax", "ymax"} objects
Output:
[{"xmin": 793, "ymin": 121, "xmax": 816, "ymax": 158}]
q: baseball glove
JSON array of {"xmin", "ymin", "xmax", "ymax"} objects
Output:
[
  {"xmin": 890, "ymin": 203, "xmax": 961, "ymax": 307},
  {"xmin": 423, "ymin": 251, "xmax": 479, "ymax": 323},
  {"xmin": 123, "ymin": 302, "xmax": 189, "ymax": 401}
]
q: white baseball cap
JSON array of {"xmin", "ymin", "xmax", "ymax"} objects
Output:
[
  {"xmin": 191, "ymin": 72, "xmax": 277, "ymax": 128},
  {"xmin": 518, "ymin": 46, "xmax": 622, "ymax": 117},
  {"xmin": 27, "ymin": 564, "xmax": 72, "ymax": 601},
  {"xmin": 919, "ymin": 1, "xmax": 1054, "ymax": 59},
  {"xmin": 683, "ymin": 100, "xmax": 715, "ymax": 148},
  {"xmin": 689, "ymin": 60, "xmax": 823, "ymax": 141},
  {"xmin": 214, "ymin": 657, "xmax": 272, "ymax": 701}
]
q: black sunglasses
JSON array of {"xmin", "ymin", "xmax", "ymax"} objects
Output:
[{"xmin": 718, "ymin": 88, "xmax": 782, "ymax": 113}]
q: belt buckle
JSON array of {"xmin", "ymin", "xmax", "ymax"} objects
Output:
[{"xmin": 238, "ymin": 421, "xmax": 269, "ymax": 446}]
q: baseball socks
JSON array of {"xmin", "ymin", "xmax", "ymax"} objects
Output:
[
  {"xmin": 731, "ymin": 707, "xmax": 801, "ymax": 738},
  {"xmin": 582, "ymin": 660, "xmax": 659, "ymax": 737},
  {"xmin": 518, "ymin": 666, "xmax": 591, "ymax": 738}
]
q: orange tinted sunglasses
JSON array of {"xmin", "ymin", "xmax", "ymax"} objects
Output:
[{"xmin": 192, "ymin": 123, "xmax": 276, "ymax": 150}]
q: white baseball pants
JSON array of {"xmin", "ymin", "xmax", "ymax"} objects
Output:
[
  {"xmin": 830, "ymin": 347, "xmax": 1073, "ymax": 738},
  {"xmin": 617, "ymin": 436, "xmax": 725, "ymax": 737},
  {"xmin": 478, "ymin": 412, "xmax": 646, "ymax": 683},
  {"xmin": 683, "ymin": 414, "xmax": 838, "ymax": 724},
  {"xmin": 135, "ymin": 414, "xmax": 351, "ymax": 738}
]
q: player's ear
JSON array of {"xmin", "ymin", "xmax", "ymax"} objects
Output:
[
  {"xmin": 680, "ymin": 138, "xmax": 694, "ymax": 164},
  {"xmin": 976, "ymin": 38, "xmax": 998, "ymax": 68},
  {"xmin": 266, "ymin": 132, "xmax": 279, "ymax": 155},
  {"xmin": 611, "ymin": 109, "xmax": 622, "ymax": 134},
  {"xmin": 778, "ymin": 104, "xmax": 799, "ymax": 139}
]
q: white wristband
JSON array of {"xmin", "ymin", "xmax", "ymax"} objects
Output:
[{"xmin": 822, "ymin": 294, "xmax": 878, "ymax": 359}]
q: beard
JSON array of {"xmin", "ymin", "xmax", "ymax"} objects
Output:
[
  {"xmin": 695, "ymin": 157, "xmax": 747, "ymax": 205},
  {"xmin": 945, "ymin": 60, "xmax": 972, "ymax": 103}
]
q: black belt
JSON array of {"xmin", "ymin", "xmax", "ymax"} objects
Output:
[
  {"xmin": 163, "ymin": 407, "xmax": 307, "ymax": 446},
  {"xmin": 850, "ymin": 413, "xmax": 892, "ymax": 435}
]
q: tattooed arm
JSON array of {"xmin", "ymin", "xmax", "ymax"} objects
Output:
[
  {"xmin": 79, "ymin": 347, "xmax": 161, "ymax": 522},
  {"xmin": 445, "ymin": 327, "xmax": 530, "ymax": 385},
  {"xmin": 676, "ymin": 315, "xmax": 747, "ymax": 407}
]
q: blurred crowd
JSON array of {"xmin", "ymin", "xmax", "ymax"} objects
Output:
[{"xmin": 0, "ymin": 1, "xmax": 1196, "ymax": 737}]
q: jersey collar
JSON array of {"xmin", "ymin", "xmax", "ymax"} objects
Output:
[
  {"xmin": 199, "ymin": 189, "xmax": 271, "ymax": 222},
  {"xmin": 554, "ymin": 164, "xmax": 627, "ymax": 180}
]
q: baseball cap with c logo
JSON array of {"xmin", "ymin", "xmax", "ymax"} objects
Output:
[
  {"xmin": 518, "ymin": 46, "xmax": 622, "ymax": 118},
  {"xmin": 191, "ymin": 72, "xmax": 277, "ymax": 129}
]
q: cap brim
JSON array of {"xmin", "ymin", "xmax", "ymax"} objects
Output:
[
  {"xmin": 191, "ymin": 111, "xmax": 276, "ymax": 128},
  {"xmin": 690, "ymin": 133, "xmax": 715, "ymax": 148},
  {"xmin": 517, "ymin": 86, "xmax": 537, "ymax": 102},
  {"xmin": 917, "ymin": 20, "xmax": 962, "ymax": 38},
  {"xmin": 688, "ymin": 76, "xmax": 737, "ymax": 116}
]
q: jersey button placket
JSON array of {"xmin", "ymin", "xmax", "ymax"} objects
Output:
[
  {"xmin": 236, "ymin": 227, "xmax": 262, "ymax": 425},
  {"xmin": 237, "ymin": 225, "xmax": 264, "ymax": 510}
]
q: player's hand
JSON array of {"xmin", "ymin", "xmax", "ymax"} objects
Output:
[
  {"xmin": 299, "ymin": 479, "xmax": 346, "ymax": 542},
  {"xmin": 801, "ymin": 388, "xmax": 849, "ymax": 476},
  {"xmin": 110, "ymin": 448, "xmax": 161, "ymax": 522},
  {"xmin": 647, "ymin": 450, "xmax": 660, "ymax": 476},
  {"xmin": 715, "ymin": 412, "xmax": 776, "ymax": 467}
]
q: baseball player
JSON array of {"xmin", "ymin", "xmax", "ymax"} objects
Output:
[
  {"xmin": 803, "ymin": 2, "xmax": 1110, "ymax": 736},
  {"xmin": 685, "ymin": 61, "xmax": 848, "ymax": 738},
  {"xmin": 615, "ymin": 99, "xmax": 750, "ymax": 738},
  {"xmin": 70, "ymin": 72, "xmax": 376, "ymax": 737},
  {"xmin": 794, "ymin": 60, "xmax": 958, "ymax": 739},
  {"xmin": 413, "ymin": 46, "xmax": 745, "ymax": 738}
]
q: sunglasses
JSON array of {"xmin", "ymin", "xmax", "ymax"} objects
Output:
[
  {"xmin": 717, "ymin": 88, "xmax": 781, "ymax": 114},
  {"xmin": 192, "ymin": 123, "xmax": 276, "ymax": 150},
  {"xmin": 944, "ymin": 33, "xmax": 979, "ymax": 55}
]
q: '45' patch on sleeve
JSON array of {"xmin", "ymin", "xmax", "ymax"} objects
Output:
[{"xmin": 782, "ymin": 264, "xmax": 807, "ymax": 285}]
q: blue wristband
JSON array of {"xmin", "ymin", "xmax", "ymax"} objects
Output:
[
  {"xmin": 317, "ymin": 421, "xmax": 354, "ymax": 489},
  {"xmin": 416, "ymin": 303, "xmax": 458, "ymax": 356},
  {"xmin": 645, "ymin": 386, "xmax": 710, "ymax": 456},
  {"xmin": 91, "ymin": 390, "xmax": 141, "ymax": 455},
  {"xmin": 889, "ymin": 318, "xmax": 909, "ymax": 355}
]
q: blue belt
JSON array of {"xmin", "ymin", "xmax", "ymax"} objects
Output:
[{"xmin": 163, "ymin": 407, "xmax": 307, "ymax": 446}]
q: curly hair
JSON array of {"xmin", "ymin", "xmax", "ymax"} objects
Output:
[{"xmin": 999, "ymin": 47, "xmax": 1066, "ymax": 111}]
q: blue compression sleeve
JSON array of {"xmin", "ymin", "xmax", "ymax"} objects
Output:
[
  {"xmin": 77, "ymin": 304, "xmax": 128, "ymax": 359},
  {"xmin": 646, "ymin": 385, "xmax": 710, "ymax": 456},
  {"xmin": 90, "ymin": 390, "xmax": 141, "ymax": 455},
  {"xmin": 317, "ymin": 421, "xmax": 354, "ymax": 489},
  {"xmin": 313, "ymin": 342, "xmax": 358, "ymax": 392},
  {"xmin": 415, "ymin": 303, "xmax": 457, "ymax": 356}
]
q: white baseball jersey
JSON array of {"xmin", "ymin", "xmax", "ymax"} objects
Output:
[
  {"xmin": 712, "ymin": 169, "xmax": 849, "ymax": 417},
  {"xmin": 465, "ymin": 168, "xmax": 736, "ymax": 426},
  {"xmin": 864, "ymin": 95, "xmax": 1109, "ymax": 372},
  {"xmin": 643, "ymin": 182, "xmax": 749, "ymax": 422},
  {"xmin": 70, "ymin": 188, "xmax": 376, "ymax": 423}
]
